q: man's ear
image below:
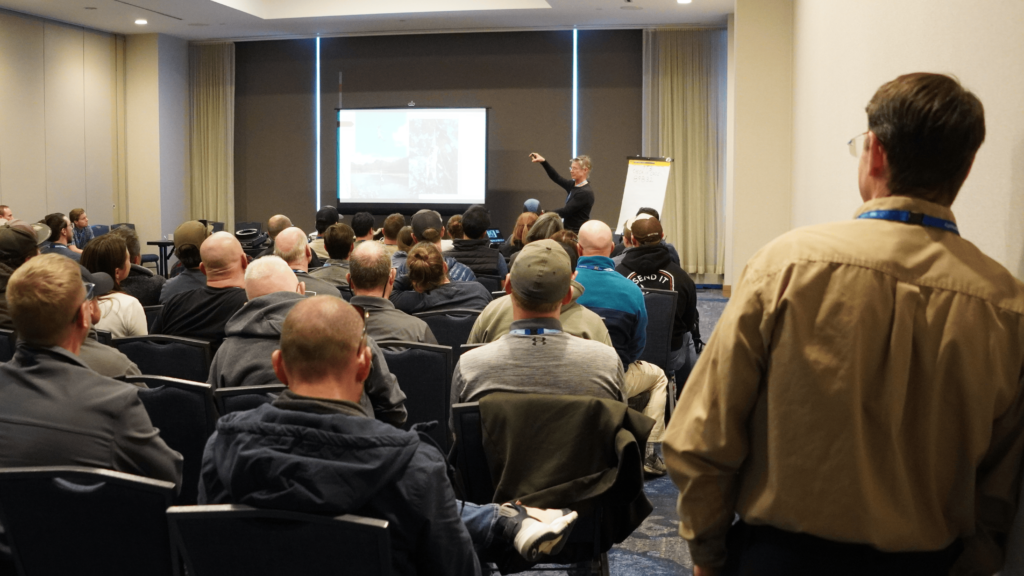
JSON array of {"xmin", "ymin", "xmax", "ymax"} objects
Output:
[
  {"xmin": 387, "ymin": 268, "xmax": 396, "ymax": 286},
  {"xmin": 76, "ymin": 300, "xmax": 92, "ymax": 331},
  {"xmin": 297, "ymin": 281, "xmax": 306, "ymax": 295},
  {"xmin": 561, "ymin": 285, "xmax": 573, "ymax": 306},
  {"xmin": 271, "ymin": 349, "xmax": 290, "ymax": 386},
  {"xmin": 199, "ymin": 262, "xmax": 208, "ymax": 276},
  {"xmin": 345, "ymin": 272, "xmax": 353, "ymax": 288},
  {"xmin": 576, "ymin": 243, "xmax": 583, "ymax": 257},
  {"xmin": 503, "ymin": 276, "xmax": 513, "ymax": 295},
  {"xmin": 867, "ymin": 131, "xmax": 889, "ymax": 178},
  {"xmin": 240, "ymin": 253, "xmax": 249, "ymax": 270},
  {"xmin": 354, "ymin": 346, "xmax": 372, "ymax": 385}
]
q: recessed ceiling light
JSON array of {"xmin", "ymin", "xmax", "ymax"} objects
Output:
[
  {"xmin": 678, "ymin": 0, "xmax": 692, "ymax": 3},
  {"xmin": 135, "ymin": 18, "xmax": 147, "ymax": 25}
]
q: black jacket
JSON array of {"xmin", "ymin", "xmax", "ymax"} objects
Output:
[
  {"xmin": 617, "ymin": 242, "xmax": 698, "ymax": 351},
  {"xmin": 444, "ymin": 238, "xmax": 503, "ymax": 276},
  {"xmin": 121, "ymin": 264, "xmax": 166, "ymax": 306},
  {"xmin": 0, "ymin": 262, "xmax": 14, "ymax": 330},
  {"xmin": 540, "ymin": 161, "xmax": 594, "ymax": 232},
  {"xmin": 199, "ymin": 392, "xmax": 477, "ymax": 576}
]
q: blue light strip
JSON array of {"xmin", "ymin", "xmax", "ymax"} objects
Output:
[
  {"xmin": 572, "ymin": 29, "xmax": 578, "ymax": 158},
  {"xmin": 315, "ymin": 37, "xmax": 321, "ymax": 209}
]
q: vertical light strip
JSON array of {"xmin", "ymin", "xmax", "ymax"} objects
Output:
[
  {"xmin": 315, "ymin": 37, "xmax": 321, "ymax": 209},
  {"xmin": 572, "ymin": 29, "xmax": 578, "ymax": 158}
]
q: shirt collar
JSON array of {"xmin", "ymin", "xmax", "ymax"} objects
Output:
[
  {"xmin": 854, "ymin": 196, "xmax": 957, "ymax": 225},
  {"xmin": 349, "ymin": 295, "xmax": 395, "ymax": 310},
  {"xmin": 578, "ymin": 255, "xmax": 615, "ymax": 268},
  {"xmin": 509, "ymin": 317, "xmax": 563, "ymax": 332},
  {"xmin": 272, "ymin": 389, "xmax": 369, "ymax": 418}
]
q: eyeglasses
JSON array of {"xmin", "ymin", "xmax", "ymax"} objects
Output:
[
  {"xmin": 847, "ymin": 132, "xmax": 868, "ymax": 157},
  {"xmin": 83, "ymin": 282, "xmax": 96, "ymax": 301}
]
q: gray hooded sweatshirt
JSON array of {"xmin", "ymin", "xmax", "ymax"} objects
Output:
[{"xmin": 208, "ymin": 291, "xmax": 408, "ymax": 426}]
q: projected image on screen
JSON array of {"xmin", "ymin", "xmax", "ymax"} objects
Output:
[{"xmin": 338, "ymin": 108, "xmax": 486, "ymax": 207}]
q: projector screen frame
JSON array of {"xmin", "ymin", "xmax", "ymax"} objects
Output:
[{"xmin": 334, "ymin": 106, "xmax": 490, "ymax": 216}]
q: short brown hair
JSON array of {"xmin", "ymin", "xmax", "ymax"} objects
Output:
[
  {"xmin": 446, "ymin": 214, "xmax": 464, "ymax": 240},
  {"xmin": 866, "ymin": 73, "xmax": 985, "ymax": 206},
  {"xmin": 81, "ymin": 234, "xmax": 129, "ymax": 291},
  {"xmin": 382, "ymin": 213, "xmax": 405, "ymax": 240},
  {"xmin": 324, "ymin": 223, "xmax": 356, "ymax": 260},
  {"xmin": 69, "ymin": 208, "xmax": 86, "ymax": 223},
  {"xmin": 407, "ymin": 242, "xmax": 446, "ymax": 292},
  {"xmin": 109, "ymin": 226, "xmax": 141, "ymax": 262},
  {"xmin": 280, "ymin": 296, "xmax": 363, "ymax": 382},
  {"xmin": 8, "ymin": 254, "xmax": 84, "ymax": 346}
]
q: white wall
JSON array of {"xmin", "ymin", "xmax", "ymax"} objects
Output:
[
  {"xmin": 0, "ymin": 10, "xmax": 116, "ymax": 226},
  {"xmin": 792, "ymin": 0, "xmax": 1024, "ymax": 279}
]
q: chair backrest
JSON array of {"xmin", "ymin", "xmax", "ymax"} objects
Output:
[
  {"xmin": 639, "ymin": 288, "xmax": 677, "ymax": 374},
  {"xmin": 458, "ymin": 342, "xmax": 487, "ymax": 355},
  {"xmin": 378, "ymin": 341, "xmax": 453, "ymax": 450},
  {"xmin": 111, "ymin": 222, "xmax": 136, "ymax": 230},
  {"xmin": 413, "ymin": 309, "xmax": 481, "ymax": 354},
  {"xmin": 0, "ymin": 328, "xmax": 15, "ymax": 363},
  {"xmin": 235, "ymin": 221, "xmax": 262, "ymax": 233},
  {"xmin": 213, "ymin": 384, "xmax": 287, "ymax": 415},
  {"xmin": 490, "ymin": 291, "xmax": 507, "ymax": 300},
  {"xmin": 450, "ymin": 402, "xmax": 496, "ymax": 505},
  {"xmin": 143, "ymin": 305, "xmax": 163, "ymax": 332},
  {"xmin": 94, "ymin": 329, "xmax": 113, "ymax": 346},
  {"xmin": 475, "ymin": 274, "xmax": 503, "ymax": 292},
  {"xmin": 112, "ymin": 335, "xmax": 213, "ymax": 382},
  {"xmin": 169, "ymin": 504, "xmax": 391, "ymax": 576},
  {"xmin": 130, "ymin": 376, "xmax": 219, "ymax": 505},
  {"xmin": 90, "ymin": 224, "xmax": 110, "ymax": 237},
  {"xmin": 0, "ymin": 466, "xmax": 177, "ymax": 576}
]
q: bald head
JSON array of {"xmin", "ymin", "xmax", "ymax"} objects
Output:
[
  {"xmin": 277, "ymin": 296, "xmax": 368, "ymax": 385},
  {"xmin": 578, "ymin": 220, "xmax": 613, "ymax": 257},
  {"xmin": 348, "ymin": 241, "xmax": 393, "ymax": 294},
  {"xmin": 274, "ymin": 227, "xmax": 311, "ymax": 271},
  {"xmin": 244, "ymin": 255, "xmax": 299, "ymax": 300},
  {"xmin": 199, "ymin": 232, "xmax": 247, "ymax": 287},
  {"xmin": 267, "ymin": 215, "xmax": 292, "ymax": 239}
]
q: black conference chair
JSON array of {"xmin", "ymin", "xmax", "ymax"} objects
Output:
[
  {"xmin": 490, "ymin": 291, "xmax": 507, "ymax": 299},
  {"xmin": 639, "ymin": 288, "xmax": 678, "ymax": 415},
  {"xmin": 112, "ymin": 335, "xmax": 213, "ymax": 382},
  {"xmin": 169, "ymin": 504, "xmax": 391, "ymax": 576},
  {"xmin": 213, "ymin": 383, "xmax": 287, "ymax": 415},
  {"xmin": 0, "ymin": 328, "xmax": 15, "ymax": 362},
  {"xmin": 378, "ymin": 341, "xmax": 453, "ymax": 450},
  {"xmin": 0, "ymin": 467, "xmax": 177, "ymax": 576},
  {"xmin": 458, "ymin": 342, "xmax": 487, "ymax": 356},
  {"xmin": 90, "ymin": 224, "xmax": 109, "ymax": 237},
  {"xmin": 94, "ymin": 329, "xmax": 113, "ymax": 346},
  {"xmin": 129, "ymin": 375, "xmax": 219, "ymax": 505},
  {"xmin": 475, "ymin": 274, "xmax": 504, "ymax": 292},
  {"xmin": 143, "ymin": 305, "xmax": 163, "ymax": 332},
  {"xmin": 413, "ymin": 309, "xmax": 481, "ymax": 359}
]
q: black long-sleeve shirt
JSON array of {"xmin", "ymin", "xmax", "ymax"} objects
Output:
[{"xmin": 540, "ymin": 161, "xmax": 594, "ymax": 232}]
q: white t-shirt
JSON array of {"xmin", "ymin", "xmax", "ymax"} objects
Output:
[{"xmin": 95, "ymin": 291, "xmax": 148, "ymax": 338}]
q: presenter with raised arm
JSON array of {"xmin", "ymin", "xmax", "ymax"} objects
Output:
[{"xmin": 529, "ymin": 153, "xmax": 595, "ymax": 233}]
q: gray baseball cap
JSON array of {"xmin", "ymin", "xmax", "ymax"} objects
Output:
[
  {"xmin": 0, "ymin": 219, "xmax": 49, "ymax": 262},
  {"xmin": 411, "ymin": 210, "xmax": 443, "ymax": 242},
  {"xmin": 510, "ymin": 239, "xmax": 571, "ymax": 304}
]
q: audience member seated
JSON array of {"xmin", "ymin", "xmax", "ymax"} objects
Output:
[
  {"xmin": 380, "ymin": 213, "xmax": 404, "ymax": 258},
  {"xmin": 110, "ymin": 226, "xmax": 166, "ymax": 306},
  {"xmin": 40, "ymin": 213, "xmax": 81, "ymax": 262},
  {"xmin": 499, "ymin": 211, "xmax": 538, "ymax": 258},
  {"xmin": 0, "ymin": 253, "xmax": 181, "ymax": 483},
  {"xmin": 442, "ymin": 213, "xmax": 463, "ymax": 253},
  {"xmin": 208, "ymin": 256, "xmax": 408, "ymax": 426},
  {"xmin": 444, "ymin": 207, "xmax": 508, "ymax": 278},
  {"xmin": 257, "ymin": 213, "xmax": 292, "ymax": 258},
  {"xmin": 151, "ymin": 232, "xmax": 248, "ymax": 349},
  {"xmin": 609, "ymin": 217, "xmax": 634, "ymax": 260},
  {"xmin": 575, "ymin": 220, "xmax": 669, "ymax": 476},
  {"xmin": 0, "ymin": 205, "xmax": 13, "ymax": 221},
  {"xmin": 393, "ymin": 210, "xmax": 476, "ymax": 287},
  {"xmin": 347, "ymin": 241, "xmax": 436, "ymax": 344},
  {"xmin": 309, "ymin": 223, "xmax": 354, "ymax": 289},
  {"xmin": 69, "ymin": 208, "xmax": 93, "ymax": 250},
  {"xmin": 391, "ymin": 225, "xmax": 415, "ymax": 269},
  {"xmin": 391, "ymin": 242, "xmax": 491, "ymax": 315},
  {"xmin": 160, "ymin": 220, "xmax": 211, "ymax": 302},
  {"xmin": 616, "ymin": 217, "xmax": 699, "ymax": 382},
  {"xmin": 351, "ymin": 211, "xmax": 376, "ymax": 244},
  {"xmin": 523, "ymin": 198, "xmax": 542, "ymax": 214},
  {"xmin": 507, "ymin": 212, "xmax": 563, "ymax": 269},
  {"xmin": 81, "ymin": 234, "xmax": 147, "ymax": 338},
  {"xmin": 451, "ymin": 239, "xmax": 624, "ymax": 424},
  {"xmin": 468, "ymin": 236, "xmax": 609, "ymax": 346},
  {"xmin": 309, "ymin": 206, "xmax": 339, "ymax": 260},
  {"xmin": 200, "ymin": 295, "xmax": 577, "ymax": 575},
  {"xmin": 613, "ymin": 208, "xmax": 681, "ymax": 266},
  {"xmin": 274, "ymin": 226, "xmax": 342, "ymax": 298},
  {"xmin": 0, "ymin": 219, "xmax": 49, "ymax": 329},
  {"xmin": 77, "ymin": 267, "xmax": 142, "ymax": 380}
]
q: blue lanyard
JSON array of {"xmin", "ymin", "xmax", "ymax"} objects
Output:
[
  {"xmin": 857, "ymin": 210, "xmax": 959, "ymax": 236},
  {"xmin": 510, "ymin": 328, "xmax": 563, "ymax": 336},
  {"xmin": 577, "ymin": 264, "xmax": 615, "ymax": 272}
]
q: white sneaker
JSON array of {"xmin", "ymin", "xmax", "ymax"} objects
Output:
[{"xmin": 499, "ymin": 503, "xmax": 579, "ymax": 562}]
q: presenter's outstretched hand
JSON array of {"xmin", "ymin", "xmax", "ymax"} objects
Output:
[{"xmin": 529, "ymin": 153, "xmax": 545, "ymax": 163}]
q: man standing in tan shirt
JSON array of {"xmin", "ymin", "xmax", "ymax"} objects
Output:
[{"xmin": 664, "ymin": 73, "xmax": 1024, "ymax": 576}]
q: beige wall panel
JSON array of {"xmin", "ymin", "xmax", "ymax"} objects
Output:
[
  {"xmin": 0, "ymin": 12, "xmax": 48, "ymax": 221},
  {"xmin": 83, "ymin": 29, "xmax": 116, "ymax": 227},
  {"xmin": 44, "ymin": 22, "xmax": 87, "ymax": 217},
  {"xmin": 125, "ymin": 34, "xmax": 162, "ymax": 252},
  {"xmin": 158, "ymin": 34, "xmax": 190, "ymax": 238}
]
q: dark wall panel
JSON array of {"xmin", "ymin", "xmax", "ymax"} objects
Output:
[
  {"xmin": 578, "ymin": 30, "xmax": 644, "ymax": 231},
  {"xmin": 235, "ymin": 40, "xmax": 317, "ymax": 233},
  {"xmin": 319, "ymin": 31, "xmax": 574, "ymax": 235}
]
